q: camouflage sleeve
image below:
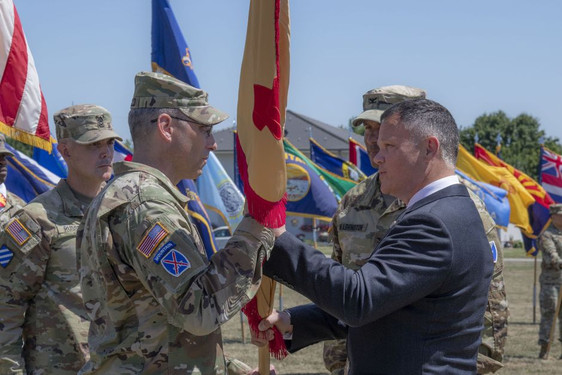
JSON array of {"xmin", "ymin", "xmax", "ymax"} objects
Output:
[
  {"xmin": 115, "ymin": 203, "xmax": 274, "ymax": 336},
  {"xmin": 0, "ymin": 212, "xmax": 49, "ymax": 373},
  {"xmin": 330, "ymin": 200, "xmax": 346, "ymax": 264},
  {"xmin": 539, "ymin": 231, "xmax": 562, "ymax": 268}
]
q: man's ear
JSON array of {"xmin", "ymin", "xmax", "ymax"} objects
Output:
[
  {"xmin": 426, "ymin": 136, "xmax": 439, "ymax": 158},
  {"xmin": 156, "ymin": 113, "xmax": 173, "ymax": 142},
  {"xmin": 57, "ymin": 141, "xmax": 70, "ymax": 159}
]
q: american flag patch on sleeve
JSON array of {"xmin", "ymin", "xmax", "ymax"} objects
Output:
[
  {"xmin": 137, "ymin": 222, "xmax": 169, "ymax": 258},
  {"xmin": 6, "ymin": 219, "xmax": 31, "ymax": 246}
]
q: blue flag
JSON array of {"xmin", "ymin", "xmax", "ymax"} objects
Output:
[
  {"xmin": 456, "ymin": 169, "xmax": 510, "ymax": 227},
  {"xmin": 152, "ymin": 0, "xmax": 200, "ymax": 88},
  {"xmin": 310, "ymin": 138, "xmax": 366, "ymax": 183},
  {"xmin": 176, "ymin": 179, "xmax": 218, "ymax": 259},
  {"xmin": 5, "ymin": 144, "xmax": 60, "ymax": 202},
  {"xmin": 196, "ymin": 152, "xmax": 244, "ymax": 232},
  {"xmin": 285, "ymin": 152, "xmax": 338, "ymax": 221},
  {"xmin": 32, "ymin": 136, "xmax": 67, "ymax": 178},
  {"xmin": 349, "ymin": 137, "xmax": 377, "ymax": 176}
]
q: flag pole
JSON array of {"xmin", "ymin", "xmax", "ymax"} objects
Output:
[{"xmin": 533, "ymin": 256, "xmax": 537, "ymax": 323}]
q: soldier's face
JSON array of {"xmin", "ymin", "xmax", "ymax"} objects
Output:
[
  {"xmin": 172, "ymin": 118, "xmax": 217, "ymax": 179},
  {"xmin": 552, "ymin": 213, "xmax": 562, "ymax": 228},
  {"xmin": 374, "ymin": 114, "xmax": 426, "ymax": 202},
  {"xmin": 0, "ymin": 154, "xmax": 7, "ymax": 183},
  {"xmin": 363, "ymin": 120, "xmax": 381, "ymax": 167},
  {"xmin": 60, "ymin": 138, "xmax": 115, "ymax": 182}
]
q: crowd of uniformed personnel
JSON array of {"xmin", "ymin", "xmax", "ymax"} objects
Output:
[{"xmin": 0, "ymin": 72, "xmax": 559, "ymax": 374}]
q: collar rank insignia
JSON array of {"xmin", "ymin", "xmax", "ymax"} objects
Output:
[
  {"xmin": 161, "ymin": 249, "xmax": 191, "ymax": 277},
  {"xmin": 6, "ymin": 218, "xmax": 31, "ymax": 246},
  {"xmin": 490, "ymin": 241, "xmax": 498, "ymax": 263},
  {"xmin": 137, "ymin": 222, "xmax": 169, "ymax": 258},
  {"xmin": 0, "ymin": 245, "xmax": 14, "ymax": 268}
]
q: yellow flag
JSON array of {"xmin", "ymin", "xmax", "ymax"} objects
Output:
[{"xmin": 457, "ymin": 145, "xmax": 535, "ymax": 234}]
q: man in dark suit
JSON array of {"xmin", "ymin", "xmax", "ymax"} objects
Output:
[{"xmin": 257, "ymin": 99, "xmax": 495, "ymax": 374}]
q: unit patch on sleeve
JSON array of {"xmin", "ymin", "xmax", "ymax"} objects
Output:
[
  {"xmin": 0, "ymin": 245, "xmax": 14, "ymax": 268},
  {"xmin": 161, "ymin": 249, "xmax": 191, "ymax": 277},
  {"xmin": 137, "ymin": 222, "xmax": 169, "ymax": 258},
  {"xmin": 6, "ymin": 218, "xmax": 31, "ymax": 246},
  {"xmin": 490, "ymin": 241, "xmax": 498, "ymax": 263},
  {"xmin": 153, "ymin": 241, "xmax": 176, "ymax": 264}
]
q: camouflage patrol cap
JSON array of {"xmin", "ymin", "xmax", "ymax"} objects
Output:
[
  {"xmin": 550, "ymin": 203, "xmax": 562, "ymax": 215},
  {"xmin": 54, "ymin": 104, "xmax": 122, "ymax": 144},
  {"xmin": 130, "ymin": 71, "xmax": 229, "ymax": 126},
  {"xmin": 352, "ymin": 85, "xmax": 426, "ymax": 134},
  {"xmin": 0, "ymin": 134, "xmax": 14, "ymax": 157}
]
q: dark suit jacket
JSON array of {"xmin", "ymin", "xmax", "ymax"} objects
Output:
[{"xmin": 264, "ymin": 184, "xmax": 494, "ymax": 374}]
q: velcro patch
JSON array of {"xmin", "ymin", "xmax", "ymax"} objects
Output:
[
  {"xmin": 153, "ymin": 241, "xmax": 176, "ymax": 264},
  {"xmin": 161, "ymin": 249, "xmax": 191, "ymax": 277},
  {"xmin": 6, "ymin": 219, "xmax": 31, "ymax": 246},
  {"xmin": 137, "ymin": 222, "xmax": 169, "ymax": 258},
  {"xmin": 0, "ymin": 245, "xmax": 14, "ymax": 268},
  {"xmin": 490, "ymin": 241, "xmax": 498, "ymax": 263}
]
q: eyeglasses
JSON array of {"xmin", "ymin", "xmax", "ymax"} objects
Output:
[{"xmin": 150, "ymin": 115, "xmax": 213, "ymax": 137}]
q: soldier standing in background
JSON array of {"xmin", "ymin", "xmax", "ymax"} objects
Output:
[
  {"xmin": 77, "ymin": 72, "xmax": 274, "ymax": 374},
  {"xmin": 0, "ymin": 104, "xmax": 121, "ymax": 374},
  {"xmin": 538, "ymin": 203, "xmax": 562, "ymax": 359},
  {"xmin": 323, "ymin": 85, "xmax": 508, "ymax": 374},
  {"xmin": 0, "ymin": 134, "xmax": 25, "ymax": 226}
]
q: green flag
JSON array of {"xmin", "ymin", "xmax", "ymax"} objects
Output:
[{"xmin": 284, "ymin": 139, "xmax": 357, "ymax": 200}]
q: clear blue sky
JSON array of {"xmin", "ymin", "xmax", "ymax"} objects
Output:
[{"xmin": 15, "ymin": 0, "xmax": 562, "ymax": 144}]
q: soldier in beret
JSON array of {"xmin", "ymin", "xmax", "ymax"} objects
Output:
[
  {"xmin": 0, "ymin": 134, "xmax": 25, "ymax": 227},
  {"xmin": 0, "ymin": 104, "xmax": 121, "ymax": 374},
  {"xmin": 77, "ymin": 72, "xmax": 274, "ymax": 374},
  {"xmin": 538, "ymin": 203, "xmax": 562, "ymax": 359}
]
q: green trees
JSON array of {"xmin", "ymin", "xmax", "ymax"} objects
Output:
[{"xmin": 459, "ymin": 111, "xmax": 562, "ymax": 181}]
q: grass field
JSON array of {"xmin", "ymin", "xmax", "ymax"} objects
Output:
[{"xmin": 221, "ymin": 254, "xmax": 562, "ymax": 374}]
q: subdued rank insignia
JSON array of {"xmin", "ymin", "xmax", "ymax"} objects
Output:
[
  {"xmin": 0, "ymin": 245, "xmax": 14, "ymax": 268},
  {"xmin": 6, "ymin": 218, "xmax": 31, "ymax": 246},
  {"xmin": 490, "ymin": 241, "xmax": 498, "ymax": 263},
  {"xmin": 137, "ymin": 222, "xmax": 169, "ymax": 258},
  {"xmin": 161, "ymin": 249, "xmax": 191, "ymax": 277}
]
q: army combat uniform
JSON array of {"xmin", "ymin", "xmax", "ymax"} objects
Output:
[
  {"xmin": 324, "ymin": 173, "xmax": 508, "ymax": 374},
  {"xmin": 0, "ymin": 191, "xmax": 25, "ymax": 227},
  {"xmin": 0, "ymin": 180, "xmax": 91, "ymax": 374},
  {"xmin": 77, "ymin": 161, "xmax": 273, "ymax": 374},
  {"xmin": 537, "ymin": 219, "xmax": 562, "ymax": 349}
]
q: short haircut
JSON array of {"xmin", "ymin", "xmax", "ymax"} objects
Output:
[
  {"xmin": 380, "ymin": 99, "xmax": 459, "ymax": 165},
  {"xmin": 128, "ymin": 107, "xmax": 183, "ymax": 148}
]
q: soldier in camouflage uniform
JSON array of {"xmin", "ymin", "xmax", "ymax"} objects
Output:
[
  {"xmin": 0, "ymin": 104, "xmax": 121, "ymax": 374},
  {"xmin": 538, "ymin": 203, "xmax": 562, "ymax": 359},
  {"xmin": 77, "ymin": 72, "xmax": 274, "ymax": 374},
  {"xmin": 0, "ymin": 134, "xmax": 25, "ymax": 226},
  {"xmin": 323, "ymin": 85, "xmax": 508, "ymax": 374}
]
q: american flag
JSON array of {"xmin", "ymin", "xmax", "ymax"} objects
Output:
[
  {"xmin": 136, "ymin": 223, "xmax": 168, "ymax": 258},
  {"xmin": 540, "ymin": 146, "xmax": 562, "ymax": 203},
  {"xmin": 0, "ymin": 0, "xmax": 51, "ymax": 151},
  {"xmin": 6, "ymin": 218, "xmax": 31, "ymax": 246}
]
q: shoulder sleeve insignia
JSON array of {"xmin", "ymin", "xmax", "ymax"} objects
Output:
[
  {"xmin": 0, "ymin": 245, "xmax": 14, "ymax": 268},
  {"xmin": 161, "ymin": 249, "xmax": 191, "ymax": 277},
  {"xmin": 489, "ymin": 241, "xmax": 498, "ymax": 263},
  {"xmin": 137, "ymin": 222, "xmax": 169, "ymax": 258},
  {"xmin": 6, "ymin": 218, "xmax": 31, "ymax": 246}
]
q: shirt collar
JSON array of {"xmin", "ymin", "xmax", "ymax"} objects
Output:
[{"xmin": 407, "ymin": 175, "xmax": 460, "ymax": 208}]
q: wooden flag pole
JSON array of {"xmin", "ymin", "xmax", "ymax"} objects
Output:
[
  {"xmin": 257, "ymin": 276, "xmax": 277, "ymax": 375},
  {"xmin": 533, "ymin": 256, "xmax": 538, "ymax": 323},
  {"xmin": 544, "ymin": 286, "xmax": 562, "ymax": 359}
]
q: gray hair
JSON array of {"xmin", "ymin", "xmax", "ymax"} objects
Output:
[
  {"xmin": 128, "ymin": 107, "xmax": 183, "ymax": 148},
  {"xmin": 380, "ymin": 99, "xmax": 459, "ymax": 165}
]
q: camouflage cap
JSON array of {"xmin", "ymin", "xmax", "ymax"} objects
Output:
[
  {"xmin": 130, "ymin": 71, "xmax": 229, "ymax": 126},
  {"xmin": 0, "ymin": 134, "xmax": 14, "ymax": 157},
  {"xmin": 550, "ymin": 203, "xmax": 562, "ymax": 215},
  {"xmin": 54, "ymin": 104, "xmax": 122, "ymax": 144},
  {"xmin": 352, "ymin": 85, "xmax": 426, "ymax": 134}
]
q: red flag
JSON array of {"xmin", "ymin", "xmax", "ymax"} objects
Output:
[
  {"xmin": 237, "ymin": 0, "xmax": 290, "ymax": 366},
  {"xmin": 0, "ymin": 0, "xmax": 51, "ymax": 151}
]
